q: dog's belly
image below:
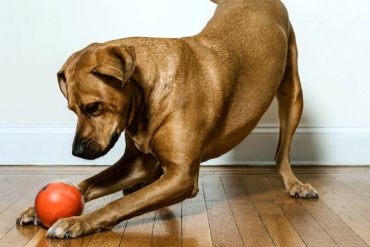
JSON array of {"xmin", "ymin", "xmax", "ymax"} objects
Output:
[
  {"xmin": 201, "ymin": 62, "xmax": 284, "ymax": 161},
  {"xmin": 202, "ymin": 93, "xmax": 273, "ymax": 161}
]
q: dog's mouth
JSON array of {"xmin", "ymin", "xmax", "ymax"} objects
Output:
[
  {"xmin": 72, "ymin": 132, "xmax": 121, "ymax": 160},
  {"xmin": 100, "ymin": 132, "xmax": 121, "ymax": 157}
]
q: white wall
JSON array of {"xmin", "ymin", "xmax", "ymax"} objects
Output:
[{"xmin": 1, "ymin": 0, "xmax": 369, "ymax": 165}]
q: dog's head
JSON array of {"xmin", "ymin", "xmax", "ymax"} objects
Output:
[{"xmin": 57, "ymin": 43, "xmax": 137, "ymax": 160}]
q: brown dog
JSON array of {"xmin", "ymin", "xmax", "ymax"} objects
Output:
[{"xmin": 17, "ymin": 0, "xmax": 318, "ymax": 238}]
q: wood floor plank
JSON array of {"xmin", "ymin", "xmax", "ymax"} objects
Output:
[
  {"xmin": 0, "ymin": 176, "xmax": 25, "ymax": 194},
  {"xmin": 309, "ymin": 177, "xmax": 370, "ymax": 245},
  {"xmin": 88, "ymin": 192, "xmax": 126, "ymax": 247},
  {"xmin": 119, "ymin": 211, "xmax": 156, "ymax": 247},
  {"xmin": 330, "ymin": 174, "xmax": 370, "ymax": 205},
  {"xmin": 0, "ymin": 175, "xmax": 57, "ymax": 247},
  {"xmin": 0, "ymin": 176, "xmax": 30, "ymax": 213},
  {"xmin": 320, "ymin": 175, "xmax": 370, "ymax": 209},
  {"xmin": 339, "ymin": 174, "xmax": 370, "ymax": 194},
  {"xmin": 220, "ymin": 177, "xmax": 275, "ymax": 247},
  {"xmin": 24, "ymin": 229, "xmax": 47, "ymax": 247},
  {"xmin": 0, "ymin": 175, "xmax": 50, "ymax": 239},
  {"xmin": 241, "ymin": 176, "xmax": 306, "ymax": 247},
  {"xmin": 0, "ymin": 176, "xmax": 45, "ymax": 215},
  {"xmin": 88, "ymin": 222, "xmax": 127, "ymax": 247},
  {"xmin": 151, "ymin": 203, "xmax": 182, "ymax": 247},
  {"xmin": 266, "ymin": 176, "xmax": 337, "ymax": 247},
  {"xmin": 2, "ymin": 225, "xmax": 42, "ymax": 247},
  {"xmin": 181, "ymin": 179, "xmax": 212, "ymax": 247},
  {"xmin": 202, "ymin": 176, "xmax": 244, "ymax": 247},
  {"xmin": 298, "ymin": 175, "xmax": 368, "ymax": 247},
  {"xmin": 315, "ymin": 175, "xmax": 370, "ymax": 221}
]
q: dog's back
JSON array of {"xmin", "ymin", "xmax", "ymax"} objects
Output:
[{"xmin": 202, "ymin": 0, "xmax": 290, "ymax": 53}]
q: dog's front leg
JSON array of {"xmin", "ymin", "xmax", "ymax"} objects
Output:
[
  {"xmin": 77, "ymin": 134, "xmax": 159, "ymax": 202},
  {"xmin": 46, "ymin": 163, "xmax": 198, "ymax": 239},
  {"xmin": 78, "ymin": 153, "xmax": 159, "ymax": 203},
  {"xmin": 16, "ymin": 153, "xmax": 158, "ymax": 227},
  {"xmin": 16, "ymin": 135, "xmax": 158, "ymax": 227}
]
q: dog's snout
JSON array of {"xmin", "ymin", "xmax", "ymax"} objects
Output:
[{"xmin": 72, "ymin": 137, "xmax": 101, "ymax": 160}]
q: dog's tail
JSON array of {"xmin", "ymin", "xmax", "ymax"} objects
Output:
[{"xmin": 210, "ymin": 0, "xmax": 219, "ymax": 4}]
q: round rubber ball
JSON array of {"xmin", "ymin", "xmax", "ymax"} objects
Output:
[{"xmin": 34, "ymin": 181, "xmax": 84, "ymax": 228}]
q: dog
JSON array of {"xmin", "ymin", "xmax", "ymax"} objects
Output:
[{"xmin": 17, "ymin": 0, "xmax": 318, "ymax": 238}]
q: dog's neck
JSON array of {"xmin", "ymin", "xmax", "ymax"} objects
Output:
[
  {"xmin": 125, "ymin": 44, "xmax": 178, "ymax": 149},
  {"xmin": 131, "ymin": 44, "xmax": 177, "ymax": 106},
  {"xmin": 131, "ymin": 49, "xmax": 160, "ymax": 90},
  {"xmin": 125, "ymin": 80, "xmax": 146, "ymax": 134}
]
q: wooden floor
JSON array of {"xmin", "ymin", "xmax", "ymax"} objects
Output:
[{"xmin": 0, "ymin": 166, "xmax": 369, "ymax": 247}]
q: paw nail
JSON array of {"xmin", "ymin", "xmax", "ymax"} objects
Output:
[
  {"xmin": 46, "ymin": 230, "xmax": 54, "ymax": 238},
  {"xmin": 64, "ymin": 232, "xmax": 71, "ymax": 239}
]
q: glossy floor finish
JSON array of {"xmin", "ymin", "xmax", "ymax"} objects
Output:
[{"xmin": 0, "ymin": 166, "xmax": 369, "ymax": 247}]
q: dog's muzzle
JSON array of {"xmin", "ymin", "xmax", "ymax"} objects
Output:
[
  {"xmin": 72, "ymin": 137, "xmax": 102, "ymax": 160},
  {"xmin": 72, "ymin": 133, "xmax": 120, "ymax": 160}
]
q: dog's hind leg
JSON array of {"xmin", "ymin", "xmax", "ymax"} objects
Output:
[{"xmin": 274, "ymin": 26, "xmax": 318, "ymax": 198}]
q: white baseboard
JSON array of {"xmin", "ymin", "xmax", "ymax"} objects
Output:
[{"xmin": 1, "ymin": 125, "xmax": 370, "ymax": 165}]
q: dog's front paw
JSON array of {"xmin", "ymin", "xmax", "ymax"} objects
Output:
[
  {"xmin": 16, "ymin": 207, "xmax": 40, "ymax": 226},
  {"xmin": 46, "ymin": 216, "xmax": 95, "ymax": 239},
  {"xmin": 289, "ymin": 182, "xmax": 319, "ymax": 199}
]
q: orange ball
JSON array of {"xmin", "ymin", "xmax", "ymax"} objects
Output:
[{"xmin": 34, "ymin": 180, "xmax": 84, "ymax": 228}]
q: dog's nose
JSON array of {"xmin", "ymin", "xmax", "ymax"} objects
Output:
[
  {"xmin": 72, "ymin": 138, "xmax": 86, "ymax": 157},
  {"xmin": 72, "ymin": 137, "xmax": 102, "ymax": 160}
]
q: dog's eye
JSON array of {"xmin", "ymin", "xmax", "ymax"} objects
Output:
[{"xmin": 84, "ymin": 102, "xmax": 102, "ymax": 116}]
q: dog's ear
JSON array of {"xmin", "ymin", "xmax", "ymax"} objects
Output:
[
  {"xmin": 57, "ymin": 69, "xmax": 68, "ymax": 98},
  {"xmin": 92, "ymin": 46, "xmax": 136, "ymax": 87}
]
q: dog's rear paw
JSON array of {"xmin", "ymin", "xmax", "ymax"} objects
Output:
[
  {"xmin": 289, "ymin": 182, "xmax": 319, "ymax": 199},
  {"xmin": 16, "ymin": 207, "xmax": 40, "ymax": 226}
]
